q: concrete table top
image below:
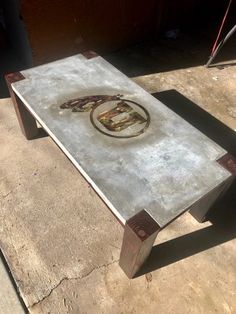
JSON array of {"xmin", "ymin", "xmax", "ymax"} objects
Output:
[{"xmin": 11, "ymin": 54, "xmax": 230, "ymax": 228}]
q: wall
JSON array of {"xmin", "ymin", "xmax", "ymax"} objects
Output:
[
  {"xmin": 1, "ymin": 0, "xmax": 32, "ymax": 66},
  {"xmin": 20, "ymin": 0, "xmax": 163, "ymax": 64},
  {"xmin": 18, "ymin": 0, "xmax": 231, "ymax": 65}
]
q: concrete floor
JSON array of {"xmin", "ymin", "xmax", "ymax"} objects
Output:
[
  {"xmin": 1, "ymin": 38, "xmax": 236, "ymax": 313},
  {"xmin": 0, "ymin": 47, "xmax": 28, "ymax": 98},
  {"xmin": 0, "ymin": 253, "xmax": 25, "ymax": 314}
]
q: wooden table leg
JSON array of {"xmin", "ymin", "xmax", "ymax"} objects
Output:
[
  {"xmin": 119, "ymin": 210, "xmax": 160, "ymax": 278},
  {"xmin": 190, "ymin": 153, "xmax": 236, "ymax": 222},
  {"xmin": 5, "ymin": 72, "xmax": 39, "ymax": 140},
  {"xmin": 81, "ymin": 50, "xmax": 99, "ymax": 59},
  {"xmin": 189, "ymin": 179, "xmax": 232, "ymax": 222}
]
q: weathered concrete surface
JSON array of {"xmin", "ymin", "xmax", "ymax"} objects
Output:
[
  {"xmin": 11, "ymin": 54, "xmax": 230, "ymax": 227},
  {"xmin": 0, "ymin": 61, "xmax": 236, "ymax": 314},
  {"xmin": 0, "ymin": 97, "xmax": 122, "ymax": 309},
  {"xmin": 133, "ymin": 65, "xmax": 236, "ymax": 131}
]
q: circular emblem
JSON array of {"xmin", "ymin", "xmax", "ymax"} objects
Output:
[
  {"xmin": 60, "ymin": 94, "xmax": 150, "ymax": 138},
  {"xmin": 90, "ymin": 99, "xmax": 150, "ymax": 138}
]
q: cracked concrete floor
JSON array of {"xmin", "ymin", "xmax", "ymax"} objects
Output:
[{"xmin": 0, "ymin": 62, "xmax": 236, "ymax": 313}]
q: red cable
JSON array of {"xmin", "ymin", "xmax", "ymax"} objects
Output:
[{"xmin": 211, "ymin": 0, "xmax": 232, "ymax": 55}]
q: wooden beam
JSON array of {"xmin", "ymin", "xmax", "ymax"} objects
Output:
[{"xmin": 119, "ymin": 210, "xmax": 160, "ymax": 278}]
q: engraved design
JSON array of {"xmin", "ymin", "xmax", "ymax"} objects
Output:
[
  {"xmin": 60, "ymin": 94, "xmax": 150, "ymax": 138},
  {"xmin": 60, "ymin": 94, "xmax": 122, "ymax": 112},
  {"xmin": 97, "ymin": 101, "xmax": 147, "ymax": 132}
]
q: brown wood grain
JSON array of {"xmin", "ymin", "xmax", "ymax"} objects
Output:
[
  {"xmin": 119, "ymin": 210, "xmax": 160, "ymax": 278},
  {"xmin": 20, "ymin": 0, "xmax": 162, "ymax": 64},
  {"xmin": 217, "ymin": 153, "xmax": 236, "ymax": 176},
  {"xmin": 82, "ymin": 50, "xmax": 99, "ymax": 59},
  {"xmin": 5, "ymin": 72, "xmax": 39, "ymax": 140}
]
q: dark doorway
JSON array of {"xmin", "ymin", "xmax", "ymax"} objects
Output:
[{"xmin": 0, "ymin": 0, "xmax": 32, "ymax": 98}]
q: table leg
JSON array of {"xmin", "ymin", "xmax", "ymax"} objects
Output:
[
  {"xmin": 5, "ymin": 72, "xmax": 39, "ymax": 140},
  {"xmin": 190, "ymin": 153, "xmax": 236, "ymax": 222},
  {"xmin": 119, "ymin": 210, "xmax": 160, "ymax": 278},
  {"xmin": 189, "ymin": 178, "xmax": 233, "ymax": 222}
]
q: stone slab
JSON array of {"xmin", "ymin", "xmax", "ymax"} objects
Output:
[{"xmin": 11, "ymin": 54, "xmax": 230, "ymax": 227}]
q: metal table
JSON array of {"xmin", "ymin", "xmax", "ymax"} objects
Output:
[{"xmin": 5, "ymin": 51, "xmax": 236, "ymax": 278}]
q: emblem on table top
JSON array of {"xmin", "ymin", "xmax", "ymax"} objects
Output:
[{"xmin": 60, "ymin": 94, "xmax": 150, "ymax": 138}]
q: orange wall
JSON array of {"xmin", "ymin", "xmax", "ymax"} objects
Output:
[
  {"xmin": 19, "ymin": 0, "xmax": 231, "ymax": 65},
  {"xmin": 20, "ymin": 0, "xmax": 163, "ymax": 64}
]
